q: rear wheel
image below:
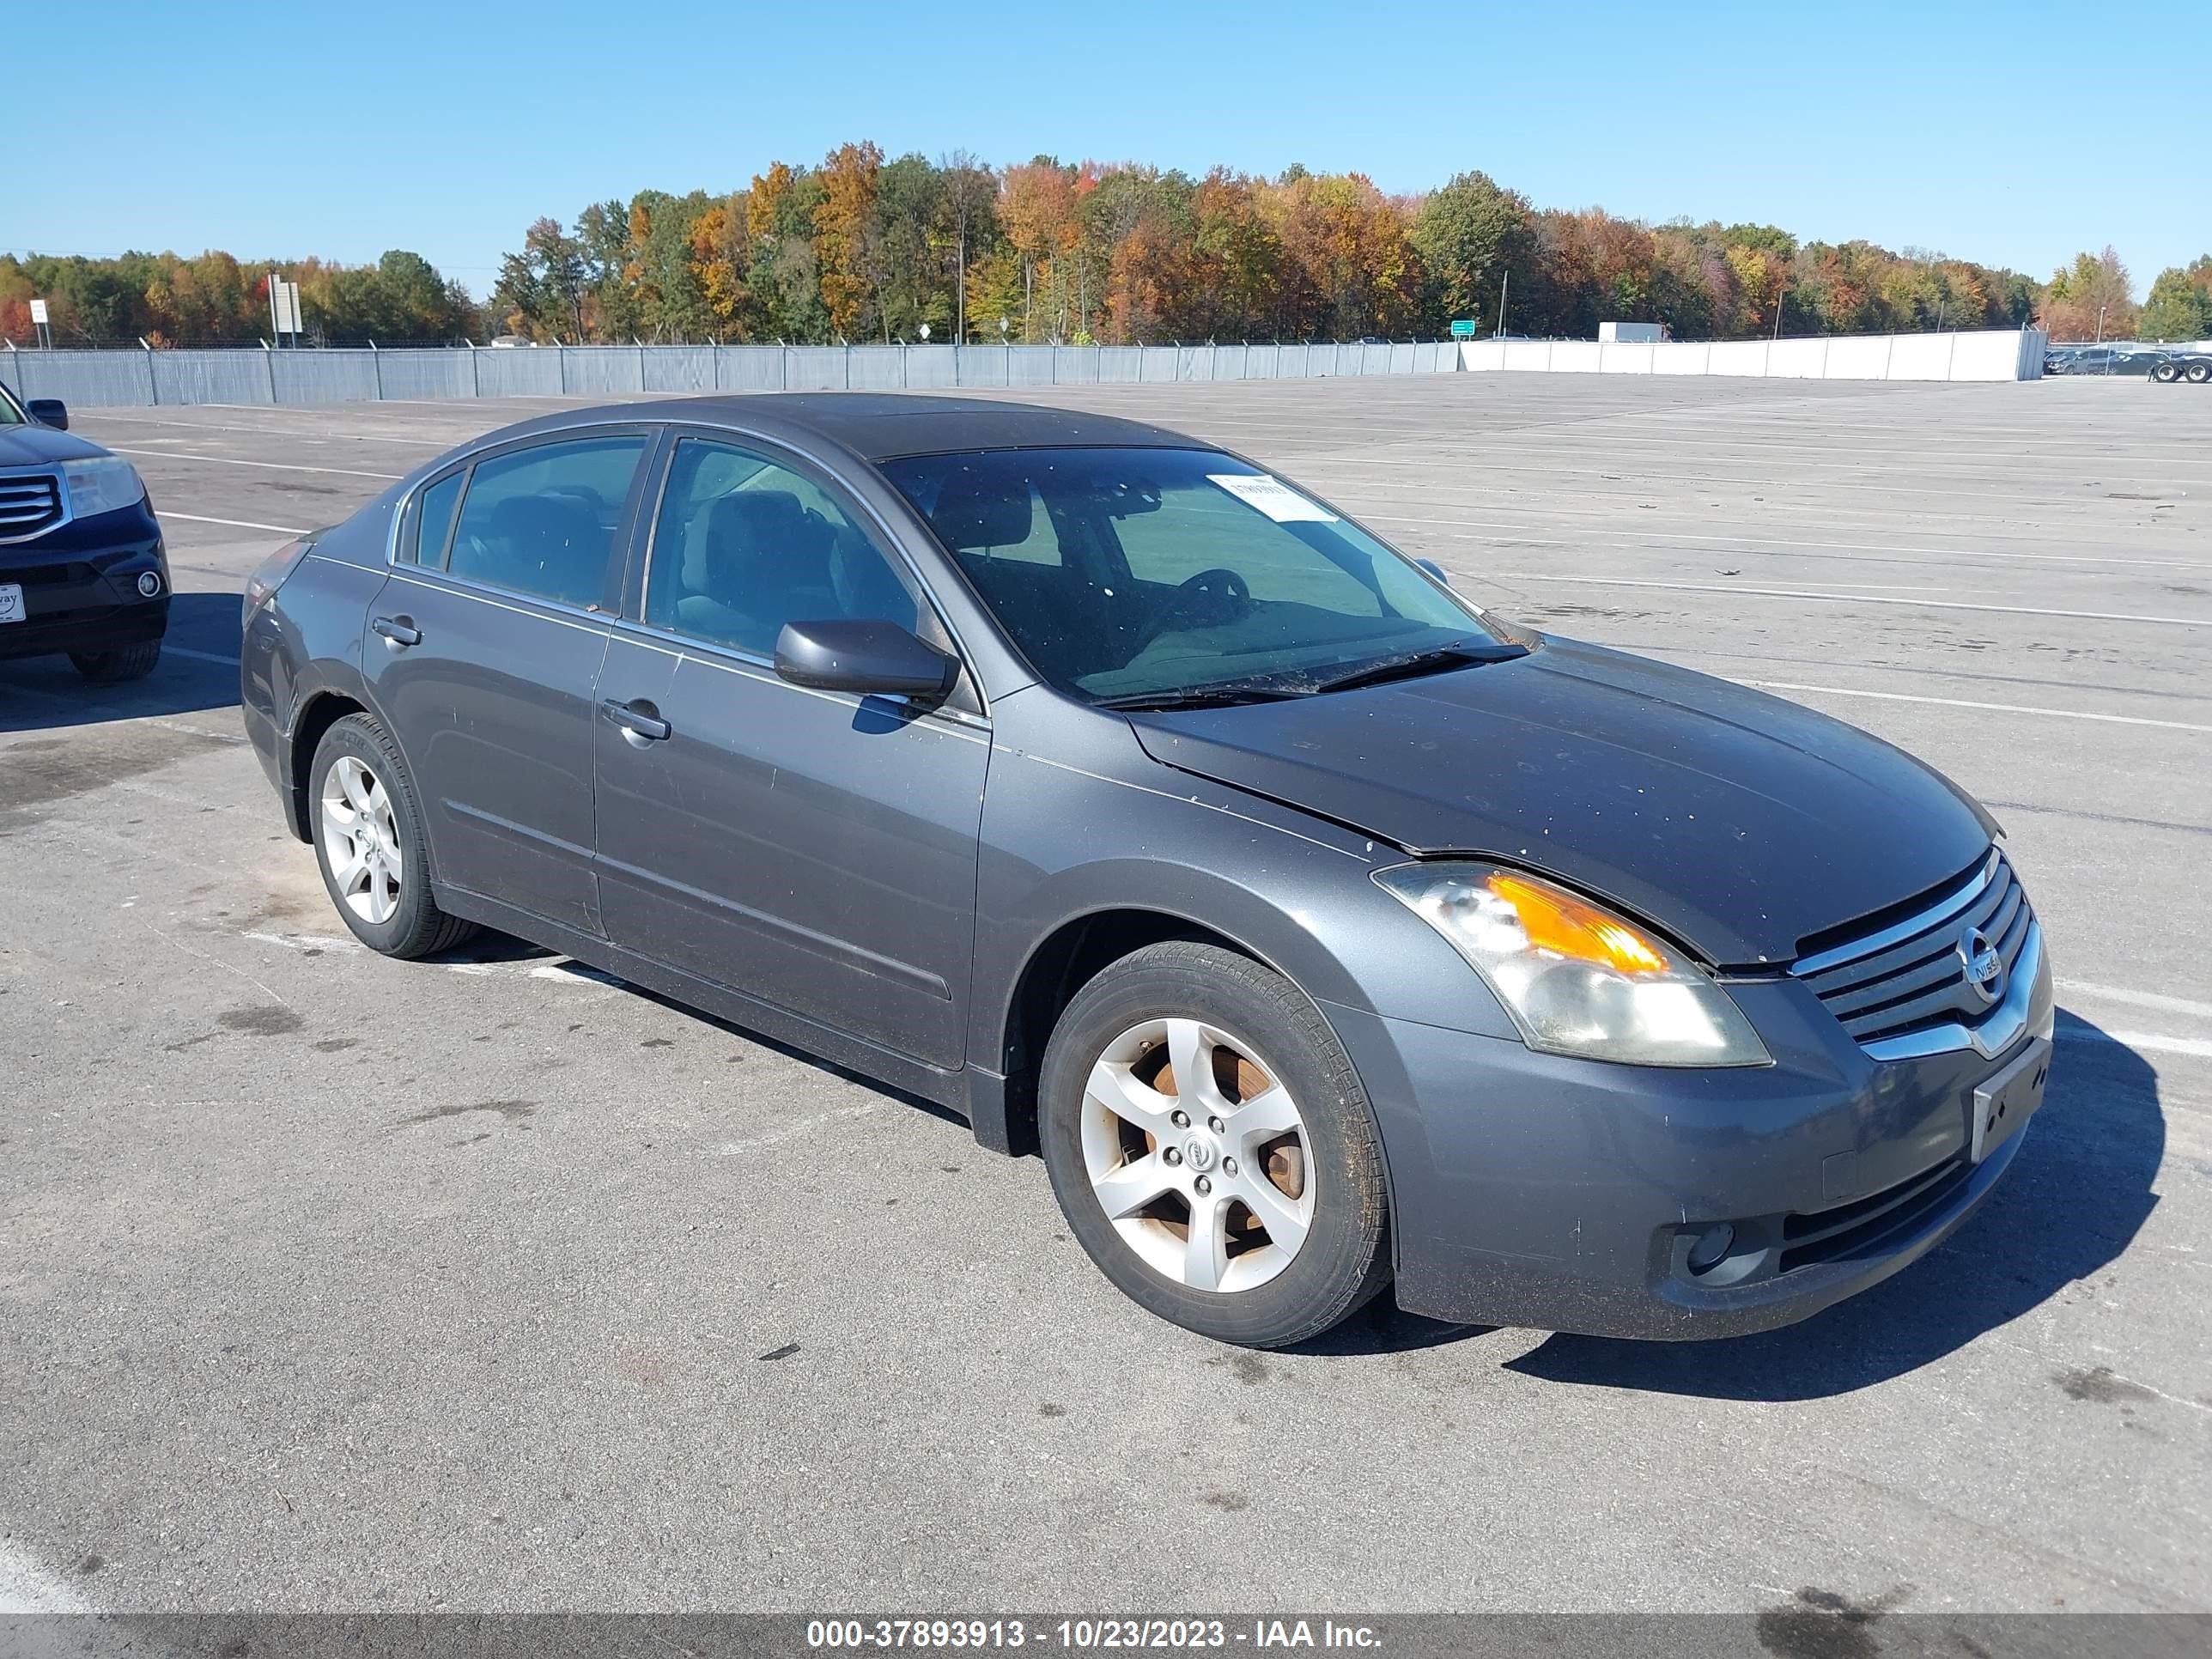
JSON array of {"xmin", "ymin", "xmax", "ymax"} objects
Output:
[
  {"xmin": 309, "ymin": 713, "xmax": 477, "ymax": 958},
  {"xmin": 2187, "ymin": 362, "xmax": 2212, "ymax": 385},
  {"xmin": 2151, "ymin": 361, "xmax": 2182, "ymax": 384},
  {"xmin": 1038, "ymin": 941, "xmax": 1391, "ymax": 1347},
  {"xmin": 70, "ymin": 641, "xmax": 161, "ymax": 682}
]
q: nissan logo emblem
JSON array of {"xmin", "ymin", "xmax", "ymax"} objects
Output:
[{"xmin": 1958, "ymin": 925, "xmax": 2006, "ymax": 1007}]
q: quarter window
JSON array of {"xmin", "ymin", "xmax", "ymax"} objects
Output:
[
  {"xmin": 404, "ymin": 470, "xmax": 465, "ymax": 566},
  {"xmin": 444, "ymin": 434, "xmax": 647, "ymax": 606},
  {"xmin": 642, "ymin": 437, "xmax": 924, "ymax": 658}
]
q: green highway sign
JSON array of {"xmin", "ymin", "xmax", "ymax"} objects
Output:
[{"xmin": 1449, "ymin": 319, "xmax": 1478, "ymax": 338}]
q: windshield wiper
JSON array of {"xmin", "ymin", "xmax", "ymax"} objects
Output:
[
  {"xmin": 1307, "ymin": 641, "xmax": 1527, "ymax": 696},
  {"xmin": 1095, "ymin": 684, "xmax": 1306, "ymax": 712}
]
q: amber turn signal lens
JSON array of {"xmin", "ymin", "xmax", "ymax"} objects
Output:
[{"xmin": 1486, "ymin": 872, "xmax": 1671, "ymax": 975}]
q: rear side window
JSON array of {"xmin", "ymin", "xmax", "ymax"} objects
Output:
[
  {"xmin": 445, "ymin": 434, "xmax": 647, "ymax": 606},
  {"xmin": 404, "ymin": 471, "xmax": 465, "ymax": 566}
]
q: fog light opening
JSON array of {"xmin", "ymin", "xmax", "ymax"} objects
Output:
[
  {"xmin": 136, "ymin": 570, "xmax": 163, "ymax": 598},
  {"xmin": 1686, "ymin": 1223, "xmax": 1735, "ymax": 1276}
]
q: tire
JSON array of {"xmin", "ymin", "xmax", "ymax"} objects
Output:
[
  {"xmin": 308, "ymin": 713, "xmax": 477, "ymax": 959},
  {"xmin": 1037, "ymin": 940, "xmax": 1391, "ymax": 1347},
  {"xmin": 2151, "ymin": 362, "xmax": 2182, "ymax": 384},
  {"xmin": 2188, "ymin": 362, "xmax": 2212, "ymax": 385},
  {"xmin": 70, "ymin": 641, "xmax": 161, "ymax": 683}
]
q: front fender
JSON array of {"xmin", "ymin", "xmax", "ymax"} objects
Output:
[{"xmin": 966, "ymin": 696, "xmax": 1522, "ymax": 1121}]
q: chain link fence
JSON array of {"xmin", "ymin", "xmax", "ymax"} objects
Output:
[{"xmin": 0, "ymin": 341, "xmax": 1462, "ymax": 410}]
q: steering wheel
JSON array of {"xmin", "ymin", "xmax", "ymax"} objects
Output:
[{"xmin": 1133, "ymin": 568, "xmax": 1252, "ymax": 650}]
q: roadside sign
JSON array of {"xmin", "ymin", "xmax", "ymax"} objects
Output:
[
  {"xmin": 269, "ymin": 279, "xmax": 303, "ymax": 338},
  {"xmin": 1449, "ymin": 319, "xmax": 1477, "ymax": 339},
  {"xmin": 28, "ymin": 299, "xmax": 48, "ymax": 325}
]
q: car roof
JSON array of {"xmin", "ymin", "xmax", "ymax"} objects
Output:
[{"xmin": 473, "ymin": 392, "xmax": 1202, "ymax": 465}]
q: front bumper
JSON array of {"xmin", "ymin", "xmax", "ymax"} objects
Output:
[
  {"xmin": 0, "ymin": 501, "xmax": 170, "ymax": 662},
  {"xmin": 1330, "ymin": 937, "xmax": 2056, "ymax": 1340}
]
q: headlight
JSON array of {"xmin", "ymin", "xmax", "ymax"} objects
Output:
[
  {"xmin": 63, "ymin": 456, "xmax": 147, "ymax": 518},
  {"xmin": 1374, "ymin": 861, "xmax": 1771, "ymax": 1067}
]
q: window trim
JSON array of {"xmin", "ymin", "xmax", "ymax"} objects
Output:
[
  {"xmin": 629, "ymin": 421, "xmax": 988, "ymax": 721},
  {"xmin": 384, "ymin": 423, "xmax": 659, "ymax": 618}
]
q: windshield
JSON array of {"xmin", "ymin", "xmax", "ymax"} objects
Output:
[
  {"xmin": 880, "ymin": 447, "xmax": 1504, "ymax": 702},
  {"xmin": 0, "ymin": 384, "xmax": 24, "ymax": 427}
]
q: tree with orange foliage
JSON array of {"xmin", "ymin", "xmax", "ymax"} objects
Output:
[
  {"xmin": 813, "ymin": 142, "xmax": 884, "ymax": 340},
  {"xmin": 1266, "ymin": 170, "xmax": 1422, "ymax": 339},
  {"xmin": 1000, "ymin": 160, "xmax": 1079, "ymax": 340}
]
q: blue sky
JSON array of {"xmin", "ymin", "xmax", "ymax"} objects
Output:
[{"xmin": 15, "ymin": 0, "xmax": 2209, "ymax": 298}]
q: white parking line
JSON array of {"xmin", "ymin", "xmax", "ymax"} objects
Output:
[
  {"xmin": 165, "ymin": 646, "xmax": 242, "ymax": 667},
  {"xmin": 1485, "ymin": 571, "xmax": 2212, "ymax": 629},
  {"xmin": 2059, "ymin": 981, "xmax": 2212, "ymax": 1021},
  {"xmin": 86, "ymin": 412, "xmax": 453, "ymax": 446},
  {"xmin": 163, "ymin": 512, "xmax": 308, "ymax": 534},
  {"xmin": 2058, "ymin": 1028, "xmax": 2212, "ymax": 1060},
  {"xmin": 0, "ymin": 1537, "xmax": 91, "ymax": 1613},
  {"xmin": 1747, "ymin": 681, "xmax": 2212, "ymax": 733},
  {"xmin": 1364, "ymin": 513, "xmax": 2210, "ymax": 572},
  {"xmin": 107, "ymin": 446, "xmax": 404, "ymax": 481}
]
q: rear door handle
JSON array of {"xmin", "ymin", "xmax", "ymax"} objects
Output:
[
  {"xmin": 372, "ymin": 616, "xmax": 421, "ymax": 647},
  {"xmin": 600, "ymin": 697, "xmax": 672, "ymax": 742}
]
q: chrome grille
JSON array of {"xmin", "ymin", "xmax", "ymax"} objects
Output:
[
  {"xmin": 0, "ymin": 471, "xmax": 64, "ymax": 541},
  {"xmin": 1793, "ymin": 853, "xmax": 2037, "ymax": 1050}
]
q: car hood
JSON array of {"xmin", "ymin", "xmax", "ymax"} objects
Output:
[
  {"xmin": 1124, "ymin": 637, "xmax": 1996, "ymax": 966},
  {"xmin": 0, "ymin": 423, "xmax": 107, "ymax": 467}
]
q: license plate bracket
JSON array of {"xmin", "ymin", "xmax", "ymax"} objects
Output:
[{"xmin": 1971, "ymin": 1036, "xmax": 2050, "ymax": 1164}]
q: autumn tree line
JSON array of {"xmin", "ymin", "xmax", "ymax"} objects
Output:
[
  {"xmin": 491, "ymin": 153, "xmax": 2059, "ymax": 346},
  {"xmin": 9, "ymin": 151, "xmax": 2212, "ymax": 349},
  {"xmin": 1, "ymin": 248, "xmax": 475, "ymax": 348},
  {"xmin": 491, "ymin": 154, "xmax": 2210, "ymax": 349}
]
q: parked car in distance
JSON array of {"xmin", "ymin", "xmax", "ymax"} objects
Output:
[
  {"xmin": 0, "ymin": 382, "xmax": 170, "ymax": 681},
  {"xmin": 240, "ymin": 393, "xmax": 2054, "ymax": 1349},
  {"xmin": 2048, "ymin": 345, "xmax": 2160, "ymax": 377}
]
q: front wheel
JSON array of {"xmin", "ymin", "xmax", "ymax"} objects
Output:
[
  {"xmin": 309, "ymin": 713, "xmax": 477, "ymax": 958},
  {"xmin": 1038, "ymin": 941, "xmax": 1391, "ymax": 1347},
  {"xmin": 2151, "ymin": 362, "xmax": 2182, "ymax": 384}
]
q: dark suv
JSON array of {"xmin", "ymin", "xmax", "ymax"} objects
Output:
[{"xmin": 0, "ymin": 381, "xmax": 170, "ymax": 681}]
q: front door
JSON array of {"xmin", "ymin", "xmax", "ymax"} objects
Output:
[
  {"xmin": 592, "ymin": 434, "xmax": 989, "ymax": 1069},
  {"xmin": 365, "ymin": 430, "xmax": 650, "ymax": 936}
]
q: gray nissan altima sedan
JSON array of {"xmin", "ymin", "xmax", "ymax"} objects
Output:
[{"xmin": 240, "ymin": 393, "xmax": 2054, "ymax": 1348}]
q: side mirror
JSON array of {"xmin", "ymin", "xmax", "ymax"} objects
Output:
[
  {"xmin": 27, "ymin": 398, "xmax": 68, "ymax": 430},
  {"xmin": 775, "ymin": 618, "xmax": 958, "ymax": 701},
  {"xmin": 1415, "ymin": 557, "xmax": 1451, "ymax": 587}
]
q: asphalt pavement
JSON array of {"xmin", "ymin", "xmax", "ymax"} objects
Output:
[{"xmin": 2, "ymin": 371, "xmax": 2207, "ymax": 1616}]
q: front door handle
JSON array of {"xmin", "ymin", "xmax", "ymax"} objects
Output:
[
  {"xmin": 600, "ymin": 697, "xmax": 672, "ymax": 742},
  {"xmin": 373, "ymin": 616, "xmax": 421, "ymax": 647}
]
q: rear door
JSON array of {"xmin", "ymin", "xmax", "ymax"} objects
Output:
[
  {"xmin": 592, "ymin": 431, "xmax": 989, "ymax": 1067},
  {"xmin": 364, "ymin": 429, "xmax": 652, "ymax": 937}
]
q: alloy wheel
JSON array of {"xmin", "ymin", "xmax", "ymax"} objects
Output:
[
  {"xmin": 1079, "ymin": 1016, "xmax": 1316, "ymax": 1294},
  {"xmin": 319, "ymin": 755, "xmax": 403, "ymax": 925}
]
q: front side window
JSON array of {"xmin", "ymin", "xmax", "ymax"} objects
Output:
[
  {"xmin": 445, "ymin": 434, "xmax": 647, "ymax": 605},
  {"xmin": 880, "ymin": 447, "xmax": 1501, "ymax": 702},
  {"xmin": 642, "ymin": 436, "xmax": 923, "ymax": 658}
]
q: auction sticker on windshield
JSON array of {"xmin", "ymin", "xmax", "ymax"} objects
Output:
[
  {"xmin": 0, "ymin": 583, "xmax": 26, "ymax": 624},
  {"xmin": 1208, "ymin": 472, "xmax": 1339, "ymax": 523}
]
